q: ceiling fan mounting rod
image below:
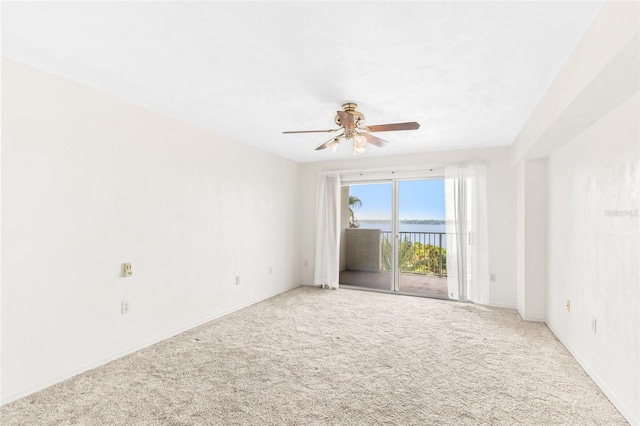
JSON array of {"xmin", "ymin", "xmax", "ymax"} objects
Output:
[{"xmin": 342, "ymin": 102, "xmax": 358, "ymax": 112}]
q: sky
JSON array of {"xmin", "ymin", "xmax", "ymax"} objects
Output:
[{"xmin": 349, "ymin": 179, "xmax": 445, "ymax": 220}]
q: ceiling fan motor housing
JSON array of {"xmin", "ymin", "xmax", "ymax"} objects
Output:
[{"xmin": 335, "ymin": 103, "xmax": 364, "ymax": 127}]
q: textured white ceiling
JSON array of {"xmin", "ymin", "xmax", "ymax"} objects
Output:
[{"xmin": 2, "ymin": 1, "xmax": 604, "ymax": 163}]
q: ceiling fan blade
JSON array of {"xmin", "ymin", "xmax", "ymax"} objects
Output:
[
  {"xmin": 282, "ymin": 129, "xmax": 339, "ymax": 134},
  {"xmin": 365, "ymin": 122, "xmax": 420, "ymax": 132},
  {"xmin": 315, "ymin": 133, "xmax": 344, "ymax": 151},
  {"xmin": 337, "ymin": 111, "xmax": 355, "ymax": 129},
  {"xmin": 361, "ymin": 133, "xmax": 389, "ymax": 147}
]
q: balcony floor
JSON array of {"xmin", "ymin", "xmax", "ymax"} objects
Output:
[{"xmin": 339, "ymin": 270, "xmax": 449, "ymax": 297}]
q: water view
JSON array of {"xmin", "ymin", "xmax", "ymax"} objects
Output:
[
  {"xmin": 358, "ymin": 220, "xmax": 446, "ymax": 234},
  {"xmin": 346, "ymin": 180, "xmax": 448, "ymax": 277}
]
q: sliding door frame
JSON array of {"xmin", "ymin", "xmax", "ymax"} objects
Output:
[
  {"xmin": 392, "ymin": 180, "xmax": 400, "ymax": 292},
  {"xmin": 341, "ymin": 168, "xmax": 446, "ymax": 296}
]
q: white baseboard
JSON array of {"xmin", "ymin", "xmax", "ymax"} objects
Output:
[
  {"xmin": 1, "ymin": 284, "xmax": 300, "ymax": 406},
  {"xmin": 487, "ymin": 301, "xmax": 517, "ymax": 309},
  {"xmin": 522, "ymin": 314, "xmax": 546, "ymax": 322},
  {"xmin": 546, "ymin": 323, "xmax": 639, "ymax": 426}
]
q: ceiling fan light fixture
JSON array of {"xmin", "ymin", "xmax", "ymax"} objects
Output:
[
  {"xmin": 354, "ymin": 135, "xmax": 367, "ymax": 149},
  {"xmin": 353, "ymin": 145, "xmax": 366, "ymax": 155},
  {"xmin": 328, "ymin": 138, "xmax": 341, "ymax": 152}
]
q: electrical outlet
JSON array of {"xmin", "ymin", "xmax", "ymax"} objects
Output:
[
  {"xmin": 591, "ymin": 317, "xmax": 597, "ymax": 334},
  {"xmin": 566, "ymin": 299, "xmax": 571, "ymax": 312},
  {"xmin": 235, "ymin": 276, "xmax": 240, "ymax": 286},
  {"xmin": 490, "ymin": 273, "xmax": 496, "ymax": 282},
  {"xmin": 123, "ymin": 262, "xmax": 133, "ymax": 277},
  {"xmin": 121, "ymin": 300, "xmax": 130, "ymax": 314},
  {"xmin": 304, "ymin": 260, "xmax": 308, "ymax": 267}
]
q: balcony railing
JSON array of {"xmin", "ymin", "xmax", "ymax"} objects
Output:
[{"xmin": 380, "ymin": 231, "xmax": 447, "ymax": 277}]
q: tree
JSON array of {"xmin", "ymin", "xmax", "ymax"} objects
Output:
[
  {"xmin": 380, "ymin": 235, "xmax": 447, "ymax": 276},
  {"xmin": 349, "ymin": 195, "xmax": 362, "ymax": 228}
]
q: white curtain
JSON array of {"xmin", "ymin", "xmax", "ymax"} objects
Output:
[
  {"xmin": 314, "ymin": 172, "xmax": 341, "ymax": 289},
  {"xmin": 445, "ymin": 163, "xmax": 490, "ymax": 304}
]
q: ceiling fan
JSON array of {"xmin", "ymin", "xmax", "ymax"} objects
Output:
[{"xmin": 282, "ymin": 103, "xmax": 420, "ymax": 155}]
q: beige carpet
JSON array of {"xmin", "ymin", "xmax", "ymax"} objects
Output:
[
  {"xmin": 1, "ymin": 286, "xmax": 627, "ymax": 425},
  {"xmin": 339, "ymin": 270, "xmax": 448, "ymax": 296}
]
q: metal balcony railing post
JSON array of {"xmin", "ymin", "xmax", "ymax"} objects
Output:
[{"xmin": 438, "ymin": 233, "xmax": 443, "ymax": 277}]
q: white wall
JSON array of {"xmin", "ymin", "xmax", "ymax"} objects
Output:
[
  {"xmin": 509, "ymin": 1, "xmax": 639, "ymax": 422},
  {"xmin": 1, "ymin": 59, "xmax": 301, "ymax": 403},
  {"xmin": 516, "ymin": 159, "xmax": 547, "ymax": 321},
  {"xmin": 299, "ymin": 147, "xmax": 518, "ymax": 308},
  {"xmin": 546, "ymin": 92, "xmax": 639, "ymax": 423}
]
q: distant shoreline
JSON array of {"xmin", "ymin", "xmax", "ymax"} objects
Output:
[{"xmin": 359, "ymin": 219, "xmax": 445, "ymax": 225}]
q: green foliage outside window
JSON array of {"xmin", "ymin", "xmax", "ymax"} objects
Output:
[
  {"xmin": 349, "ymin": 196, "xmax": 362, "ymax": 228},
  {"xmin": 380, "ymin": 236, "xmax": 447, "ymax": 276}
]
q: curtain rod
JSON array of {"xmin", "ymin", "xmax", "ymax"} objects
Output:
[
  {"xmin": 325, "ymin": 164, "xmax": 446, "ymax": 176},
  {"xmin": 324, "ymin": 160, "xmax": 486, "ymax": 176}
]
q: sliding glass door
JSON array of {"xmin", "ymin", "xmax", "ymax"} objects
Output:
[
  {"xmin": 338, "ymin": 182, "xmax": 393, "ymax": 290},
  {"xmin": 339, "ymin": 178, "xmax": 448, "ymax": 298},
  {"xmin": 396, "ymin": 179, "xmax": 447, "ymax": 296}
]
